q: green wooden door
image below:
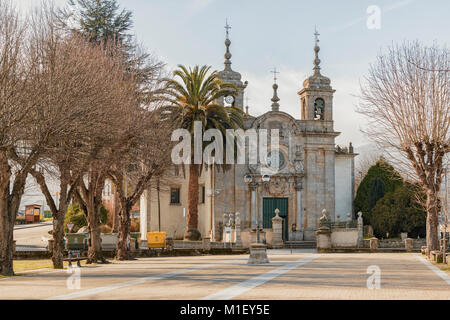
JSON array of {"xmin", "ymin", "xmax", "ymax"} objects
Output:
[{"xmin": 263, "ymin": 198, "xmax": 289, "ymax": 241}]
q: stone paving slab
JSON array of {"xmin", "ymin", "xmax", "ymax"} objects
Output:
[
  {"xmin": 0, "ymin": 252, "xmax": 448, "ymax": 300},
  {"xmin": 236, "ymin": 253, "xmax": 450, "ymax": 300}
]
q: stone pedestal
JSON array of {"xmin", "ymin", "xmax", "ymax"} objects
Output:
[
  {"xmin": 203, "ymin": 236, "xmax": 211, "ymax": 251},
  {"xmin": 370, "ymin": 237, "xmax": 378, "ymax": 250},
  {"xmin": 405, "ymin": 238, "xmax": 414, "ymax": 252},
  {"xmin": 316, "ymin": 226, "xmax": 331, "ymax": 250},
  {"xmin": 139, "ymin": 239, "xmax": 149, "ymax": 250},
  {"xmin": 271, "ymin": 209, "xmax": 284, "ymax": 249},
  {"xmin": 357, "ymin": 212, "xmax": 363, "ymax": 247},
  {"xmin": 247, "ymin": 243, "xmax": 269, "ymax": 265}
]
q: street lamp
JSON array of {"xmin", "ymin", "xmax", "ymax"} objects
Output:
[
  {"xmin": 244, "ymin": 174, "xmax": 253, "ymax": 184},
  {"xmin": 245, "ymin": 174, "xmax": 270, "ymax": 265},
  {"xmin": 258, "ymin": 175, "xmax": 271, "ymax": 243}
]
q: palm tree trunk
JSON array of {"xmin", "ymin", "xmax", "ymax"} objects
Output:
[{"xmin": 185, "ymin": 163, "xmax": 201, "ymax": 240}]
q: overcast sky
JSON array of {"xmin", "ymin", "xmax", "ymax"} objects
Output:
[{"xmin": 18, "ymin": 0, "xmax": 450, "ymax": 149}]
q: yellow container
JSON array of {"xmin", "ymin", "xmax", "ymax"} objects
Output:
[{"xmin": 147, "ymin": 232, "xmax": 166, "ymax": 248}]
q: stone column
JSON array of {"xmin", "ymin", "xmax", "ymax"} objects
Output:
[
  {"xmin": 235, "ymin": 212, "xmax": 243, "ymax": 248},
  {"xmin": 272, "ymin": 209, "xmax": 284, "ymax": 249},
  {"xmin": 296, "ymin": 182, "xmax": 303, "ymax": 231},
  {"xmin": 357, "ymin": 212, "xmax": 363, "ymax": 247},
  {"xmin": 405, "ymin": 238, "xmax": 414, "ymax": 252},
  {"xmin": 250, "ymin": 185, "xmax": 257, "ymax": 228},
  {"xmin": 139, "ymin": 190, "xmax": 149, "ymax": 249}
]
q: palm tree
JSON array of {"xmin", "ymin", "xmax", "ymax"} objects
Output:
[{"xmin": 164, "ymin": 65, "xmax": 245, "ymax": 240}]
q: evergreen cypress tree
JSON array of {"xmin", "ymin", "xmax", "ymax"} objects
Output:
[
  {"xmin": 369, "ymin": 178, "xmax": 386, "ymax": 211},
  {"xmin": 354, "ymin": 159, "xmax": 403, "ymax": 225}
]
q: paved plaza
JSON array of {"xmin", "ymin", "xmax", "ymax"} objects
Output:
[{"xmin": 1, "ymin": 251, "xmax": 449, "ymax": 300}]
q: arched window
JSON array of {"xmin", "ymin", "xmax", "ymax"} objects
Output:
[{"xmin": 314, "ymin": 98, "xmax": 325, "ymax": 120}]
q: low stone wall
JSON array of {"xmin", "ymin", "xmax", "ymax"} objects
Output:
[
  {"xmin": 379, "ymin": 239, "xmax": 405, "ymax": 248},
  {"xmin": 361, "ymin": 239, "xmax": 427, "ymax": 249},
  {"xmin": 331, "ymin": 229, "xmax": 358, "ymax": 248},
  {"xmin": 173, "ymin": 240, "xmax": 203, "ymax": 250}
]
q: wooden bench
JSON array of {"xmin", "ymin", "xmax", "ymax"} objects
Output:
[{"xmin": 64, "ymin": 256, "xmax": 88, "ymax": 268}]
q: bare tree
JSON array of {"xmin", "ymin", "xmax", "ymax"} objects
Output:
[
  {"xmin": 27, "ymin": 3, "xmax": 121, "ymax": 269},
  {"xmin": 71, "ymin": 44, "xmax": 142, "ymax": 264},
  {"xmin": 104, "ymin": 46, "xmax": 173, "ymax": 260},
  {"xmin": 0, "ymin": 0, "xmax": 32, "ymax": 276},
  {"xmin": 358, "ymin": 41, "xmax": 449, "ymax": 251},
  {"xmin": 108, "ymin": 107, "xmax": 174, "ymax": 260}
]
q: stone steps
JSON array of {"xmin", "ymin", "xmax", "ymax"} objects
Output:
[{"xmin": 284, "ymin": 241, "xmax": 317, "ymax": 249}]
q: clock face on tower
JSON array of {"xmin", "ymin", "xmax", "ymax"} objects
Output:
[{"xmin": 225, "ymin": 95, "xmax": 235, "ymax": 105}]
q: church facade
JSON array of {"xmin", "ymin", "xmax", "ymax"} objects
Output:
[{"xmin": 139, "ymin": 28, "xmax": 357, "ymax": 244}]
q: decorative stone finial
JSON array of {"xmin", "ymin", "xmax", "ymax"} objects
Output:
[
  {"xmin": 270, "ymin": 67, "xmax": 280, "ymax": 111},
  {"xmin": 313, "ymin": 26, "xmax": 321, "ymax": 76},
  {"xmin": 224, "ymin": 19, "xmax": 232, "ymax": 71}
]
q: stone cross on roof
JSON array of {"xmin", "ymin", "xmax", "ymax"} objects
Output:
[
  {"xmin": 270, "ymin": 67, "xmax": 280, "ymax": 84},
  {"xmin": 223, "ymin": 19, "xmax": 233, "ymax": 71},
  {"xmin": 313, "ymin": 26, "xmax": 322, "ymax": 76},
  {"xmin": 225, "ymin": 19, "xmax": 231, "ymax": 39},
  {"xmin": 314, "ymin": 26, "xmax": 320, "ymax": 46}
]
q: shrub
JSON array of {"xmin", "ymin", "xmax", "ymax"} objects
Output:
[
  {"xmin": 64, "ymin": 203, "xmax": 108, "ymax": 233},
  {"xmin": 354, "ymin": 159, "xmax": 403, "ymax": 225},
  {"xmin": 371, "ymin": 183, "xmax": 426, "ymax": 238},
  {"xmin": 64, "ymin": 203, "xmax": 87, "ymax": 233}
]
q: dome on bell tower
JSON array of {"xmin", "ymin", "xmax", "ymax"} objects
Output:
[
  {"xmin": 216, "ymin": 19, "xmax": 248, "ymax": 110},
  {"xmin": 298, "ymin": 27, "xmax": 335, "ymax": 122}
]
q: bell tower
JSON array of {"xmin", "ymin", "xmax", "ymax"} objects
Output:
[
  {"xmin": 298, "ymin": 28, "xmax": 335, "ymax": 123},
  {"xmin": 217, "ymin": 19, "xmax": 248, "ymax": 110}
]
